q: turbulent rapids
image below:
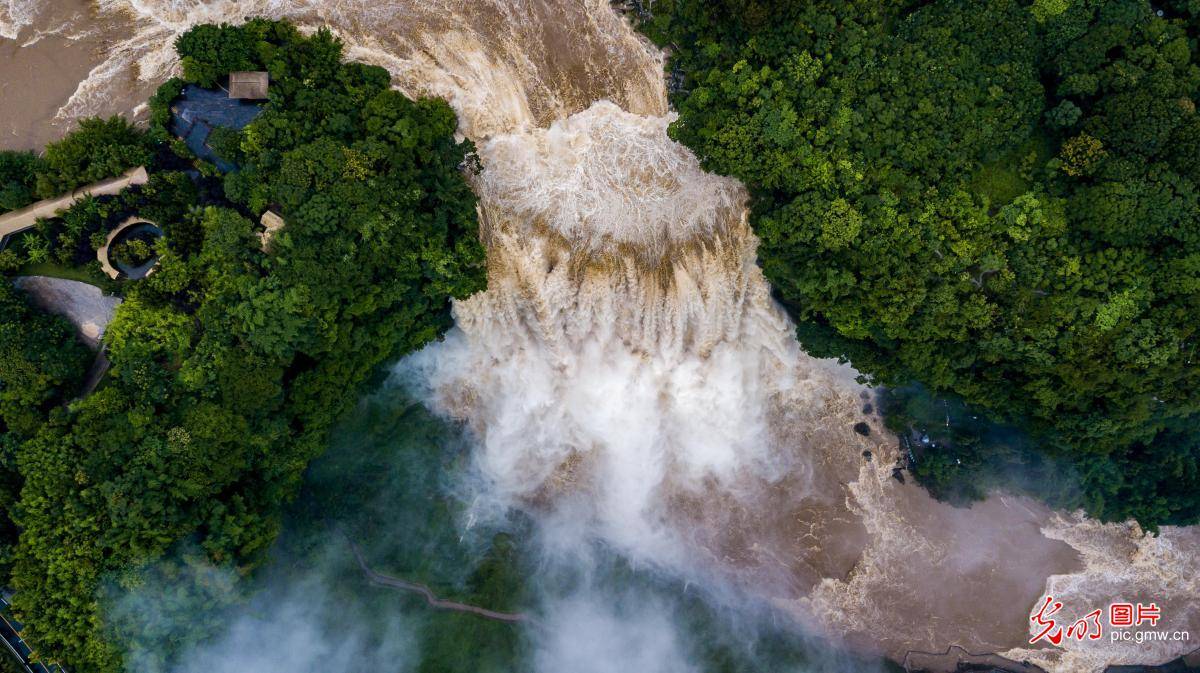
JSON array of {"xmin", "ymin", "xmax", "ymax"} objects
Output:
[{"xmin": 4, "ymin": 1, "xmax": 1199, "ymax": 672}]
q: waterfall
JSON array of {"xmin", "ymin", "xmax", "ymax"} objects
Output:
[{"xmin": 6, "ymin": 1, "xmax": 1198, "ymax": 670}]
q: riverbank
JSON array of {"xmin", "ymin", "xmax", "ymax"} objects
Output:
[{"xmin": 4, "ymin": 6, "xmax": 1198, "ymax": 673}]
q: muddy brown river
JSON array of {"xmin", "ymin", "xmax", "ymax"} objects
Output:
[{"xmin": 2, "ymin": 2, "xmax": 1197, "ymax": 671}]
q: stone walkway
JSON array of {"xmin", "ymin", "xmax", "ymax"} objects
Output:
[
  {"xmin": 12, "ymin": 275, "xmax": 121, "ymax": 349},
  {"xmin": 0, "ymin": 166, "xmax": 148, "ymax": 247}
]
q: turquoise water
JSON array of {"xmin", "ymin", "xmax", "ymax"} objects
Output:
[{"xmin": 106, "ymin": 381, "xmax": 894, "ymax": 673}]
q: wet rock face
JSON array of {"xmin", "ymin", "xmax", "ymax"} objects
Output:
[{"xmin": 13, "ymin": 2, "xmax": 1198, "ymax": 671}]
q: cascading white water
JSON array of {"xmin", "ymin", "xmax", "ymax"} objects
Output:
[
  {"xmin": 4, "ymin": 2, "xmax": 1198, "ymax": 671},
  {"xmin": 45, "ymin": 0, "xmax": 666, "ymax": 137},
  {"xmin": 401, "ymin": 102, "xmax": 815, "ymax": 572}
]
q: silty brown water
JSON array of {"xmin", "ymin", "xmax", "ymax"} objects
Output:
[{"xmin": 2, "ymin": 3, "xmax": 1197, "ymax": 671}]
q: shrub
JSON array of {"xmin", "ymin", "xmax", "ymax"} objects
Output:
[{"xmin": 35, "ymin": 117, "xmax": 152, "ymax": 198}]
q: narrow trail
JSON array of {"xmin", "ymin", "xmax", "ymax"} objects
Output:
[
  {"xmin": 901, "ymin": 645, "xmax": 1048, "ymax": 673},
  {"xmin": 346, "ymin": 538, "xmax": 531, "ymax": 624}
]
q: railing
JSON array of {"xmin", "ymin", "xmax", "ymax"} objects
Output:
[{"xmin": 0, "ymin": 598, "xmax": 66, "ymax": 673}]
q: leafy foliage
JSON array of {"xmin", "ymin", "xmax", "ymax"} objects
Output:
[
  {"xmin": 0, "ymin": 282, "xmax": 91, "ymax": 582},
  {"xmin": 641, "ymin": 0, "xmax": 1200, "ymax": 528},
  {"xmin": 6, "ymin": 20, "xmax": 485, "ymax": 672},
  {"xmin": 1, "ymin": 169, "xmax": 198, "ymax": 274},
  {"xmin": 109, "ymin": 236, "xmax": 157, "ymax": 269},
  {"xmin": 0, "ymin": 151, "xmax": 40, "ymax": 213},
  {"xmin": 34, "ymin": 117, "xmax": 153, "ymax": 199},
  {"xmin": 0, "ymin": 282, "xmax": 90, "ymax": 443},
  {"xmin": 174, "ymin": 24, "xmax": 260, "ymax": 88}
]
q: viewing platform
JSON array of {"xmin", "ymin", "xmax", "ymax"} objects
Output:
[
  {"xmin": 170, "ymin": 85, "xmax": 265, "ymax": 171},
  {"xmin": 96, "ymin": 217, "xmax": 162, "ymax": 280}
]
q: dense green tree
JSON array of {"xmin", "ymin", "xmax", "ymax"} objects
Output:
[
  {"xmin": 109, "ymin": 237, "xmax": 156, "ymax": 269},
  {"xmin": 0, "ymin": 282, "xmax": 91, "ymax": 583},
  {"xmin": 0, "ymin": 151, "xmax": 40, "ymax": 213},
  {"xmin": 34, "ymin": 117, "xmax": 153, "ymax": 198},
  {"xmin": 0, "ymin": 282, "xmax": 90, "ymax": 443},
  {"xmin": 640, "ymin": 0, "xmax": 1200, "ymax": 528},
  {"xmin": 2, "ymin": 169, "xmax": 199, "ymax": 272},
  {"xmin": 174, "ymin": 24, "xmax": 260, "ymax": 88},
  {"xmin": 8, "ymin": 21, "xmax": 485, "ymax": 672}
]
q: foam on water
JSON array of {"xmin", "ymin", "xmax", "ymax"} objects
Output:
[
  {"xmin": 53, "ymin": 0, "xmax": 664, "ymax": 136},
  {"xmin": 0, "ymin": 0, "xmax": 38, "ymax": 40},
  {"xmin": 12, "ymin": 2, "xmax": 1199, "ymax": 670},
  {"xmin": 402, "ymin": 102, "xmax": 808, "ymax": 572},
  {"xmin": 402, "ymin": 91, "xmax": 1200, "ymax": 670},
  {"xmin": 477, "ymin": 104, "xmax": 744, "ymax": 262},
  {"xmin": 1003, "ymin": 519, "xmax": 1200, "ymax": 671}
]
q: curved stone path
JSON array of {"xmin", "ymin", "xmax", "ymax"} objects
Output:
[{"xmin": 12, "ymin": 275, "xmax": 120, "ymax": 349}]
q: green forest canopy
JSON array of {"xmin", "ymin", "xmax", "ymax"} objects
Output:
[
  {"xmin": 3, "ymin": 4, "xmax": 1200, "ymax": 669},
  {"xmin": 0, "ymin": 284, "xmax": 92, "ymax": 584},
  {"xmin": 0, "ymin": 19, "xmax": 485, "ymax": 672},
  {"xmin": 638, "ymin": 0, "xmax": 1200, "ymax": 528}
]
